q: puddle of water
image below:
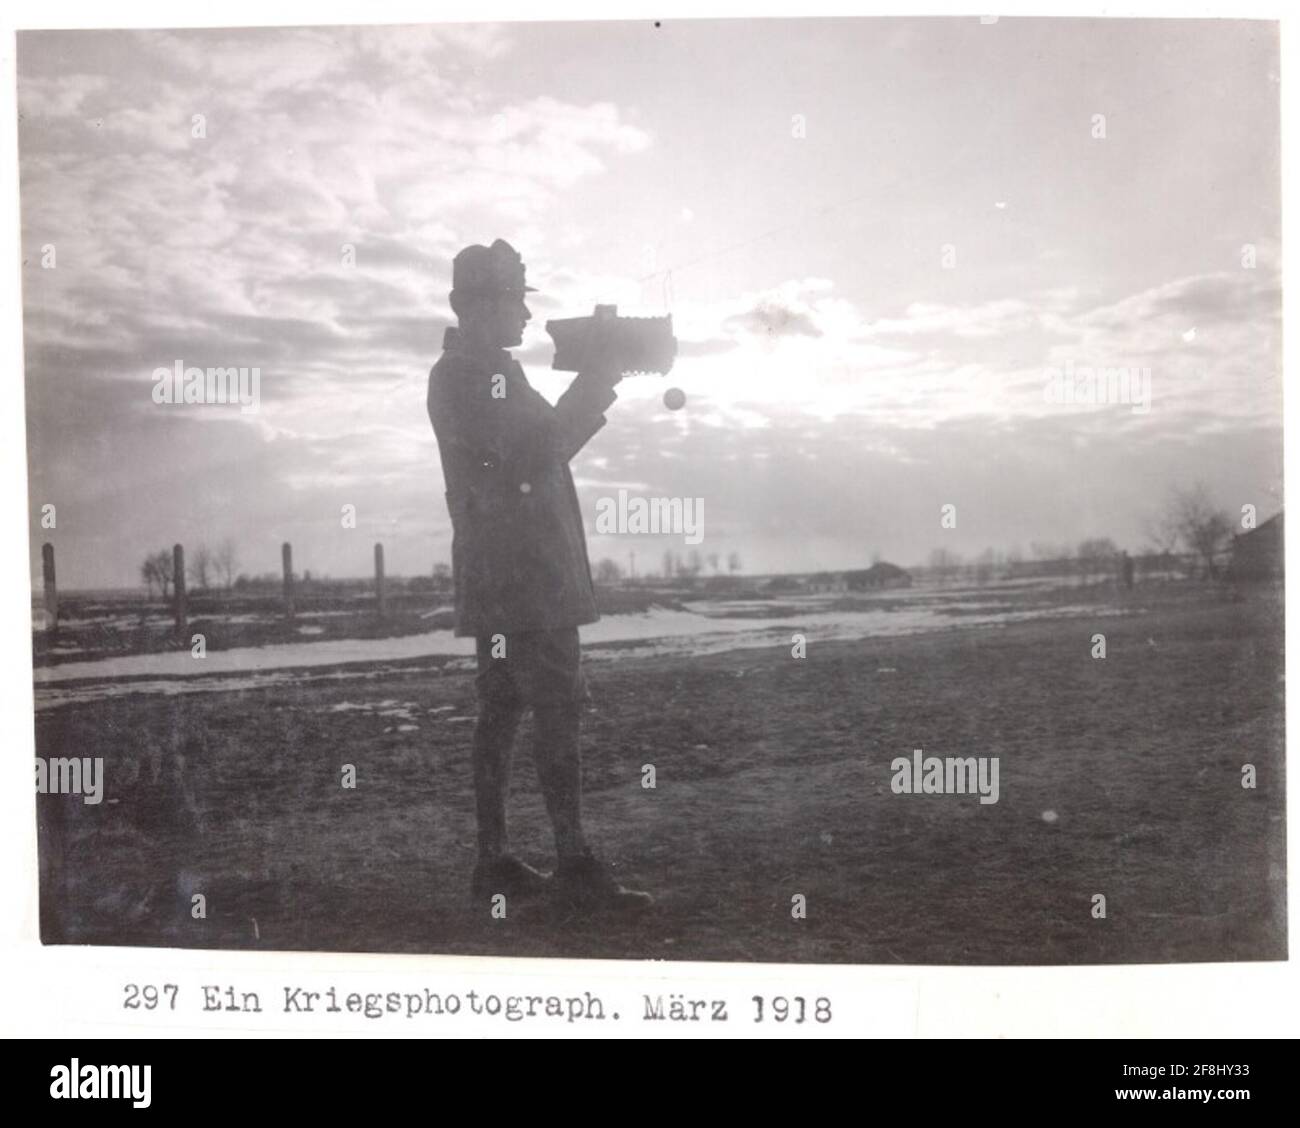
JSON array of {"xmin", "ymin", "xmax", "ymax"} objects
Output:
[{"xmin": 31, "ymin": 596, "xmax": 1123, "ymax": 711}]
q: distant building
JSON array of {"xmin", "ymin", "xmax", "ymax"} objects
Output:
[
  {"xmin": 845, "ymin": 562, "xmax": 913, "ymax": 590},
  {"xmin": 805, "ymin": 572, "xmax": 848, "ymax": 594},
  {"xmin": 1228, "ymin": 511, "xmax": 1283, "ymax": 581},
  {"xmin": 762, "ymin": 574, "xmax": 803, "ymax": 592},
  {"xmin": 762, "ymin": 565, "xmax": 914, "ymax": 593}
]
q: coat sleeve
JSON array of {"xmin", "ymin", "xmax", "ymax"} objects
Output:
[
  {"xmin": 553, "ymin": 374, "xmax": 617, "ymax": 461},
  {"xmin": 430, "ymin": 360, "xmax": 616, "ymax": 481}
]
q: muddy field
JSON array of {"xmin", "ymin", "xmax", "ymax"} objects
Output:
[{"xmin": 33, "ymin": 582, "xmax": 1285, "ymax": 964}]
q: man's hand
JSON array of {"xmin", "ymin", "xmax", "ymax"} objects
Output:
[{"xmin": 578, "ymin": 312, "xmax": 627, "ymax": 384}]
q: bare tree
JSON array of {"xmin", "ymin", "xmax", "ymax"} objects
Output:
[
  {"xmin": 142, "ymin": 550, "xmax": 173, "ymax": 599},
  {"xmin": 190, "ymin": 543, "xmax": 214, "ymax": 591},
  {"xmin": 1076, "ymin": 537, "xmax": 1119, "ymax": 584},
  {"xmin": 727, "ymin": 551, "xmax": 742, "ymax": 575},
  {"xmin": 1167, "ymin": 484, "xmax": 1233, "ymax": 579},
  {"xmin": 1029, "ymin": 541, "xmax": 1070, "ymax": 562},
  {"xmin": 594, "ymin": 558, "xmax": 624, "ymax": 585},
  {"xmin": 214, "ymin": 538, "xmax": 239, "ymax": 590},
  {"xmin": 707, "ymin": 552, "xmax": 720, "ymax": 574},
  {"xmin": 140, "ymin": 557, "xmax": 158, "ymax": 598},
  {"xmin": 973, "ymin": 546, "xmax": 999, "ymax": 585},
  {"xmin": 928, "ymin": 547, "xmax": 963, "ymax": 585}
]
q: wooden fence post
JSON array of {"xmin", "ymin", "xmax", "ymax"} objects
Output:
[
  {"xmin": 41, "ymin": 542, "xmax": 58, "ymax": 632},
  {"xmin": 173, "ymin": 543, "xmax": 187, "ymax": 636},
  {"xmin": 282, "ymin": 542, "xmax": 295, "ymax": 620}
]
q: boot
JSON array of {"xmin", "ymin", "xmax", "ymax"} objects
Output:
[
  {"xmin": 554, "ymin": 850, "xmax": 653, "ymax": 912},
  {"xmin": 472, "ymin": 854, "xmax": 551, "ymax": 901}
]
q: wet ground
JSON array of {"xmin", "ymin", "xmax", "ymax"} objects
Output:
[{"xmin": 33, "ymin": 581, "xmax": 1286, "ymax": 964}]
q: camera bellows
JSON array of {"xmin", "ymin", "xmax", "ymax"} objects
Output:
[{"xmin": 546, "ymin": 304, "xmax": 677, "ymax": 375}]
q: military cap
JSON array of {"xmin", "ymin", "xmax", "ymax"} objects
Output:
[{"xmin": 451, "ymin": 238, "xmax": 537, "ymax": 296}]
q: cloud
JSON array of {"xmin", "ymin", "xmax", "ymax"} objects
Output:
[
  {"xmin": 725, "ymin": 299, "xmax": 822, "ymax": 339},
  {"xmin": 17, "ymin": 22, "xmax": 1282, "ymax": 586},
  {"xmin": 19, "ymin": 26, "xmax": 662, "ymax": 586},
  {"xmin": 675, "ymin": 337, "xmax": 739, "ymax": 359}
]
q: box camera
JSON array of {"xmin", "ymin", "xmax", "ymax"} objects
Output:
[{"xmin": 546, "ymin": 304, "xmax": 677, "ymax": 376}]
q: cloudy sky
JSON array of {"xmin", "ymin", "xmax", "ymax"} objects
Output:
[{"xmin": 19, "ymin": 18, "xmax": 1280, "ymax": 589}]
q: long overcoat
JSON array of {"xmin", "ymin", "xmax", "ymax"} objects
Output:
[{"xmin": 427, "ymin": 327, "xmax": 616, "ymax": 638}]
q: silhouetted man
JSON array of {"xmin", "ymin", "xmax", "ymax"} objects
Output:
[{"xmin": 427, "ymin": 239, "xmax": 652, "ymax": 913}]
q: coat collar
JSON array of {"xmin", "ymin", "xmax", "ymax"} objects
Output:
[{"xmin": 443, "ymin": 326, "xmax": 513, "ymax": 372}]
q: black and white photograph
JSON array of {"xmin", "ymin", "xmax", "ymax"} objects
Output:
[{"xmin": 19, "ymin": 14, "xmax": 1284, "ymax": 970}]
